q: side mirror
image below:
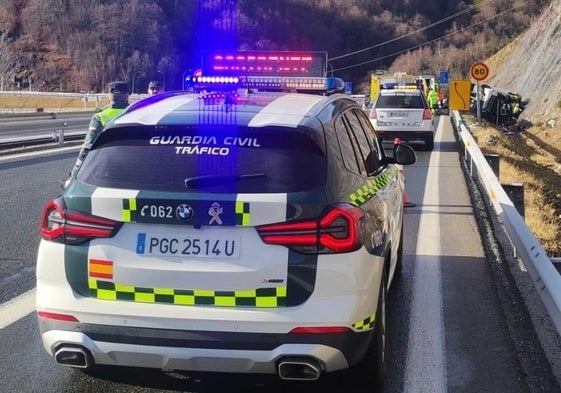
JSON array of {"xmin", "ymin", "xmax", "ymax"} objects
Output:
[
  {"xmin": 392, "ymin": 143, "xmax": 416, "ymax": 166},
  {"xmin": 365, "ymin": 150, "xmax": 381, "ymax": 175}
]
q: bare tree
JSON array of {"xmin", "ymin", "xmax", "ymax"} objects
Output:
[{"xmin": 0, "ymin": 32, "xmax": 18, "ymax": 90}]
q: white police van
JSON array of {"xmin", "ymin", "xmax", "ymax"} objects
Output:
[{"xmin": 36, "ymin": 51, "xmax": 416, "ymax": 389}]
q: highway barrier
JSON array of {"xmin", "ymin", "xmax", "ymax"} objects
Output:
[
  {"xmin": 0, "ymin": 110, "xmax": 95, "ymax": 122},
  {"xmin": 451, "ymin": 110, "xmax": 561, "ymax": 337},
  {"xmin": 0, "ymin": 132, "xmax": 84, "ymax": 154},
  {"xmin": 0, "ymin": 112, "xmax": 91, "ymax": 154}
]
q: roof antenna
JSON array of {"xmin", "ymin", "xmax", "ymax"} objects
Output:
[{"xmin": 327, "ymin": 63, "xmax": 334, "ymax": 77}]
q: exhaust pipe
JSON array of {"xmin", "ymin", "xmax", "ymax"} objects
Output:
[
  {"xmin": 277, "ymin": 357, "xmax": 321, "ymax": 381},
  {"xmin": 54, "ymin": 345, "xmax": 93, "ymax": 368}
]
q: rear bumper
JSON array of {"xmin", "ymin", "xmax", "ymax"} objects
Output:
[
  {"xmin": 376, "ymin": 130, "xmax": 433, "ymax": 143},
  {"xmin": 39, "ymin": 320, "xmax": 373, "ymax": 373},
  {"xmin": 36, "ymin": 241, "xmax": 385, "ymax": 374}
]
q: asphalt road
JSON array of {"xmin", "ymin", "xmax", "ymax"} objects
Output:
[{"xmin": 0, "ymin": 117, "xmax": 560, "ymax": 392}]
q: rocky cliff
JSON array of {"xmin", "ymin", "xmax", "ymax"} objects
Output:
[{"xmin": 486, "ymin": 1, "xmax": 561, "ymax": 126}]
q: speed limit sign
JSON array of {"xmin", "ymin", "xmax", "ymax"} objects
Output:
[{"xmin": 470, "ymin": 62, "xmax": 489, "ymax": 81}]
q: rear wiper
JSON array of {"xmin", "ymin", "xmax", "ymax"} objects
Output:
[{"xmin": 184, "ymin": 173, "xmax": 266, "ymax": 189}]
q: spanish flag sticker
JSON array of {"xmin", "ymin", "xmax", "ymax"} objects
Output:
[{"xmin": 89, "ymin": 259, "xmax": 114, "ymax": 279}]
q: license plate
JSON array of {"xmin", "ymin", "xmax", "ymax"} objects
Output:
[
  {"xmin": 388, "ymin": 111, "xmax": 407, "ymax": 118},
  {"xmin": 136, "ymin": 233, "xmax": 240, "ymax": 258}
]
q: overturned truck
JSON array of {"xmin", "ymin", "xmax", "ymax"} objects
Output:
[{"xmin": 470, "ymin": 84, "xmax": 525, "ymax": 126}]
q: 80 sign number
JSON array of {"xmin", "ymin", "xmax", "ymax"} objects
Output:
[{"xmin": 470, "ymin": 62, "xmax": 489, "ymax": 81}]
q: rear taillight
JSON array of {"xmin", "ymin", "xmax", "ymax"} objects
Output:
[
  {"xmin": 369, "ymin": 109, "xmax": 377, "ymax": 119},
  {"xmin": 423, "ymin": 108, "xmax": 432, "ymax": 120},
  {"xmin": 37, "ymin": 311, "xmax": 79, "ymax": 322},
  {"xmin": 257, "ymin": 205, "xmax": 363, "ymax": 254},
  {"xmin": 40, "ymin": 198, "xmax": 121, "ymax": 245}
]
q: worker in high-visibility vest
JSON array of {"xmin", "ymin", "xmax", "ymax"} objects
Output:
[
  {"xmin": 427, "ymin": 87, "xmax": 439, "ymax": 115},
  {"xmin": 65, "ymin": 81, "xmax": 130, "ymax": 186}
]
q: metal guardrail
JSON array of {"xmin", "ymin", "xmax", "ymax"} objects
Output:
[
  {"xmin": 0, "ymin": 132, "xmax": 84, "ymax": 154},
  {"xmin": 0, "ymin": 110, "xmax": 95, "ymax": 122},
  {"xmin": 0, "ymin": 111, "xmax": 91, "ymax": 153},
  {"xmin": 451, "ymin": 110, "xmax": 561, "ymax": 336}
]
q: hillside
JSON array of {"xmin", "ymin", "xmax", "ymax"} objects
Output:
[
  {"xmin": 468, "ymin": 1, "xmax": 561, "ymax": 255},
  {"xmin": 486, "ymin": 1, "xmax": 561, "ymax": 124},
  {"xmin": 0, "ymin": 1, "xmax": 547, "ymax": 93}
]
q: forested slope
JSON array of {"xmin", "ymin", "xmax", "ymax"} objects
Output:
[{"xmin": 0, "ymin": 0, "xmax": 548, "ymax": 93}]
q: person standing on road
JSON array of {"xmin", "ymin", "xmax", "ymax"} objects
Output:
[
  {"xmin": 65, "ymin": 81, "xmax": 130, "ymax": 186},
  {"xmin": 427, "ymin": 87, "xmax": 439, "ymax": 115},
  {"xmin": 438, "ymin": 88, "xmax": 446, "ymax": 109},
  {"xmin": 147, "ymin": 80, "xmax": 164, "ymax": 96}
]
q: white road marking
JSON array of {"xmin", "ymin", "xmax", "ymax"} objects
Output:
[
  {"xmin": 0, "ymin": 289, "xmax": 36, "ymax": 329},
  {"xmin": 403, "ymin": 121, "xmax": 447, "ymax": 393}
]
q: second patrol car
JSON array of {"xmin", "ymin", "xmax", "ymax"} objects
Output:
[{"xmin": 370, "ymin": 87, "xmax": 435, "ymax": 150}]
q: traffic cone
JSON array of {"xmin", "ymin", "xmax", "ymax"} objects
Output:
[
  {"xmin": 397, "ymin": 162, "xmax": 416, "ymax": 208},
  {"xmin": 403, "ymin": 188, "xmax": 416, "ymax": 208},
  {"xmin": 393, "ymin": 139, "xmax": 415, "ymax": 207}
]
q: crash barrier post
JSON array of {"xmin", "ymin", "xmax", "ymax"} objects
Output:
[
  {"xmin": 502, "ymin": 183, "xmax": 525, "ymax": 218},
  {"xmin": 451, "ymin": 110, "xmax": 561, "ymax": 337},
  {"xmin": 52, "ymin": 129, "xmax": 64, "ymax": 146},
  {"xmin": 52, "ymin": 122, "xmax": 68, "ymax": 146},
  {"xmin": 484, "ymin": 154, "xmax": 500, "ymax": 177},
  {"xmin": 483, "ymin": 154, "xmax": 525, "ymax": 218}
]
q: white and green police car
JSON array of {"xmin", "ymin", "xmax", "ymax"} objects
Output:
[{"xmin": 36, "ymin": 71, "xmax": 416, "ymax": 389}]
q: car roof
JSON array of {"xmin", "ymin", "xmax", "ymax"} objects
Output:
[{"xmin": 109, "ymin": 90, "xmax": 354, "ymax": 129}]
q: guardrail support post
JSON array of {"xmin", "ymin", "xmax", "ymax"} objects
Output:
[
  {"xmin": 52, "ymin": 129, "xmax": 64, "ymax": 146},
  {"xmin": 484, "ymin": 154, "xmax": 500, "ymax": 178},
  {"xmin": 502, "ymin": 183, "xmax": 525, "ymax": 218},
  {"xmin": 51, "ymin": 122, "xmax": 68, "ymax": 146}
]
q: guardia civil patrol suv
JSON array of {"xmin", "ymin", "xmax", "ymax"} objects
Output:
[{"xmin": 36, "ymin": 51, "xmax": 416, "ymax": 389}]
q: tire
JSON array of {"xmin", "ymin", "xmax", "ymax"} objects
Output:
[
  {"xmin": 395, "ymin": 223, "xmax": 404, "ymax": 277},
  {"xmin": 424, "ymin": 135, "xmax": 434, "ymax": 151},
  {"xmin": 349, "ymin": 262, "xmax": 388, "ymax": 390}
]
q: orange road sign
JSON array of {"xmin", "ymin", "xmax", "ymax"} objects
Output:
[{"xmin": 449, "ymin": 80, "xmax": 471, "ymax": 111}]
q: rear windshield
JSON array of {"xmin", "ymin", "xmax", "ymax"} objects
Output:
[
  {"xmin": 375, "ymin": 92, "xmax": 426, "ymax": 109},
  {"xmin": 77, "ymin": 125, "xmax": 327, "ymax": 193}
]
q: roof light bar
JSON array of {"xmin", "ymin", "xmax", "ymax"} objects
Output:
[
  {"xmin": 188, "ymin": 51, "xmax": 346, "ymax": 94},
  {"xmin": 193, "ymin": 75, "xmax": 339, "ymax": 93}
]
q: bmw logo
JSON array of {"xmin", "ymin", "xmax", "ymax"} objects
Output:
[{"xmin": 176, "ymin": 204, "xmax": 194, "ymax": 221}]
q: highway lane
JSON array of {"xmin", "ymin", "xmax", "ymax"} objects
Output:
[
  {"xmin": 0, "ymin": 150, "xmax": 75, "ymax": 305},
  {"xmin": 387, "ymin": 117, "xmax": 559, "ymax": 393},
  {"xmin": 0, "ymin": 118, "xmax": 560, "ymax": 392}
]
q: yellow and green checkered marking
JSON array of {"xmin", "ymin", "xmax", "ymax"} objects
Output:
[
  {"xmin": 122, "ymin": 198, "xmax": 137, "ymax": 222},
  {"xmin": 235, "ymin": 201, "xmax": 250, "ymax": 226},
  {"xmin": 353, "ymin": 313, "xmax": 376, "ymax": 330},
  {"xmin": 88, "ymin": 279, "xmax": 286, "ymax": 307},
  {"xmin": 349, "ymin": 167, "xmax": 398, "ymax": 206}
]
